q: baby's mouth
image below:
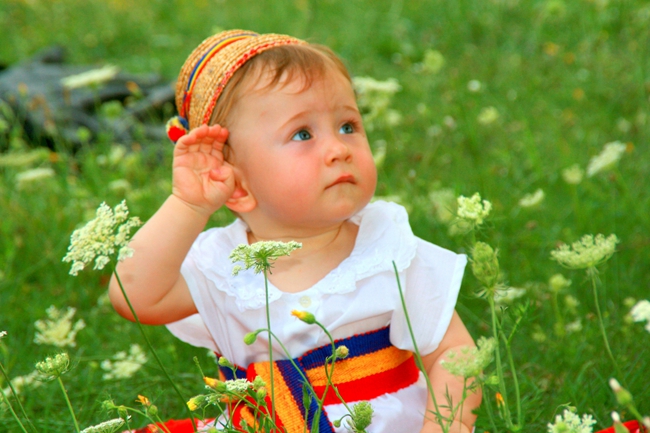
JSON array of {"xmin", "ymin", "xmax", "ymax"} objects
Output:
[{"xmin": 328, "ymin": 174, "xmax": 356, "ymax": 188}]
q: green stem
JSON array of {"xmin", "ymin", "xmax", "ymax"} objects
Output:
[
  {"xmin": 57, "ymin": 377, "xmax": 80, "ymax": 433},
  {"xmin": 263, "ymin": 270, "xmax": 278, "ymax": 432},
  {"xmin": 393, "ymin": 262, "xmax": 447, "ymax": 430},
  {"xmin": 488, "ymin": 295, "xmax": 513, "ymax": 429},
  {"xmin": 0, "ymin": 361, "xmax": 37, "ymax": 433},
  {"xmin": 113, "ymin": 268, "xmax": 197, "ymax": 433},
  {"xmin": 502, "ymin": 332, "xmax": 522, "ymax": 428},
  {"xmin": 0, "ymin": 385, "xmax": 30, "ymax": 433},
  {"xmin": 588, "ymin": 268, "xmax": 623, "ymax": 381}
]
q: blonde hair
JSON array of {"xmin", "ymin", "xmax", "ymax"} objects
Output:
[{"xmin": 210, "ymin": 43, "xmax": 351, "ymax": 129}]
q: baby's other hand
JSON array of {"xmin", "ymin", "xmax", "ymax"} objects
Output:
[{"xmin": 172, "ymin": 124, "xmax": 234, "ymax": 216}]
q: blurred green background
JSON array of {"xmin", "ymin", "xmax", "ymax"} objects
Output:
[{"xmin": 1, "ymin": 0, "xmax": 648, "ymax": 431}]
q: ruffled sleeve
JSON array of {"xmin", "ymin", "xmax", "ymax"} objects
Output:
[{"xmin": 389, "ymin": 239, "xmax": 467, "ymax": 355}]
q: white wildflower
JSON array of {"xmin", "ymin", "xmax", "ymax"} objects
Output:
[
  {"xmin": 550, "ymin": 234, "xmax": 619, "ymax": 270},
  {"xmin": 586, "ymin": 141, "xmax": 627, "ymax": 177},
  {"xmin": 441, "ymin": 337, "xmax": 496, "ymax": 378},
  {"xmin": 80, "ymin": 417, "xmax": 125, "ymax": 433},
  {"xmin": 101, "ymin": 344, "xmax": 148, "ymax": 380},
  {"xmin": 1, "ymin": 371, "xmax": 43, "ymax": 402},
  {"xmin": 0, "ymin": 331, "xmax": 6, "ymax": 340},
  {"xmin": 477, "ymin": 106, "xmax": 500, "ymax": 125},
  {"xmin": 549, "ymin": 274, "xmax": 571, "ymax": 293},
  {"xmin": 562, "ymin": 164, "xmax": 584, "ymax": 185},
  {"xmin": 61, "ymin": 65, "xmax": 120, "ymax": 90},
  {"xmin": 565, "ymin": 320, "xmax": 583, "ymax": 333},
  {"xmin": 15, "ymin": 167, "xmax": 55, "ymax": 189},
  {"xmin": 518, "ymin": 188, "xmax": 545, "ymax": 208},
  {"xmin": 630, "ymin": 300, "xmax": 650, "ymax": 332},
  {"xmin": 0, "ymin": 149, "xmax": 50, "ymax": 167},
  {"xmin": 422, "ymin": 49, "xmax": 445, "ymax": 74},
  {"xmin": 547, "ymin": 409, "xmax": 596, "ymax": 433},
  {"xmin": 467, "ymin": 80, "xmax": 482, "ymax": 92},
  {"xmin": 35, "ymin": 352, "xmax": 70, "ymax": 380},
  {"xmin": 352, "ymin": 76, "xmax": 401, "ymax": 131},
  {"xmin": 456, "ymin": 192, "xmax": 492, "ymax": 226},
  {"xmin": 223, "ymin": 378, "xmax": 253, "ymax": 394},
  {"xmin": 63, "ymin": 200, "xmax": 142, "ymax": 275},
  {"xmin": 494, "ymin": 287, "xmax": 527, "ymax": 305},
  {"xmin": 230, "ymin": 241, "xmax": 302, "ymax": 276},
  {"xmin": 34, "ymin": 306, "xmax": 86, "ymax": 348}
]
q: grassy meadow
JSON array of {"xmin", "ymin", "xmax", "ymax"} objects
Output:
[{"xmin": 1, "ymin": 0, "xmax": 649, "ymax": 431}]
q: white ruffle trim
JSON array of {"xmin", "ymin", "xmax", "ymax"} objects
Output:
[{"xmin": 187, "ymin": 200, "xmax": 418, "ymax": 311}]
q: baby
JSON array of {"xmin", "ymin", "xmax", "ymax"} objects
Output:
[{"xmin": 109, "ymin": 30, "xmax": 480, "ymax": 433}]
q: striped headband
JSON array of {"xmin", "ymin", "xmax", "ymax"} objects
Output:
[{"xmin": 166, "ymin": 30, "xmax": 306, "ymax": 143}]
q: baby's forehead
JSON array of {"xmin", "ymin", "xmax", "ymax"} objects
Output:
[{"xmin": 245, "ymin": 66, "xmax": 352, "ymax": 96}]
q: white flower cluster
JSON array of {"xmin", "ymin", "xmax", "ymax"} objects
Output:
[
  {"xmin": 494, "ymin": 287, "xmax": 527, "ymax": 305},
  {"xmin": 630, "ymin": 300, "xmax": 650, "ymax": 332},
  {"xmin": 352, "ymin": 76, "xmax": 402, "ymax": 131},
  {"xmin": 101, "ymin": 344, "xmax": 147, "ymax": 380},
  {"xmin": 34, "ymin": 305, "xmax": 86, "ymax": 348},
  {"xmin": 586, "ymin": 141, "xmax": 626, "ymax": 177},
  {"xmin": 550, "ymin": 234, "xmax": 619, "ymax": 270},
  {"xmin": 562, "ymin": 164, "xmax": 584, "ymax": 185},
  {"xmin": 80, "ymin": 417, "xmax": 125, "ymax": 433},
  {"xmin": 0, "ymin": 371, "xmax": 42, "ymax": 412},
  {"xmin": 63, "ymin": 200, "xmax": 142, "ymax": 276},
  {"xmin": 35, "ymin": 352, "xmax": 70, "ymax": 380},
  {"xmin": 477, "ymin": 106, "xmax": 500, "ymax": 125},
  {"xmin": 518, "ymin": 189, "xmax": 545, "ymax": 208},
  {"xmin": 456, "ymin": 193, "xmax": 492, "ymax": 226},
  {"xmin": 230, "ymin": 241, "xmax": 302, "ymax": 276},
  {"xmin": 440, "ymin": 336, "xmax": 496, "ymax": 378},
  {"xmin": 15, "ymin": 167, "xmax": 55, "ymax": 189},
  {"xmin": 547, "ymin": 409, "xmax": 596, "ymax": 433},
  {"xmin": 61, "ymin": 65, "xmax": 120, "ymax": 90}
]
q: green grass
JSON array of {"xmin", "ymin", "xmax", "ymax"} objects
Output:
[{"xmin": 1, "ymin": 0, "xmax": 649, "ymax": 431}]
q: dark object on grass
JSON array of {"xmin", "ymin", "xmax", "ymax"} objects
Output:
[{"xmin": 0, "ymin": 46, "xmax": 175, "ymax": 150}]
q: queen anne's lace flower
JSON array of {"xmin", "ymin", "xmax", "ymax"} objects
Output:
[
  {"xmin": 441, "ymin": 337, "xmax": 496, "ymax": 378},
  {"xmin": 550, "ymin": 234, "xmax": 619, "ymax": 270},
  {"xmin": 586, "ymin": 141, "xmax": 626, "ymax": 177},
  {"xmin": 630, "ymin": 300, "xmax": 650, "ymax": 332},
  {"xmin": 34, "ymin": 305, "xmax": 86, "ymax": 348},
  {"xmin": 230, "ymin": 241, "xmax": 302, "ymax": 275},
  {"xmin": 80, "ymin": 418, "xmax": 125, "ymax": 433},
  {"xmin": 562, "ymin": 164, "xmax": 584, "ymax": 185},
  {"xmin": 101, "ymin": 344, "xmax": 147, "ymax": 380},
  {"xmin": 518, "ymin": 189, "xmax": 545, "ymax": 208},
  {"xmin": 15, "ymin": 167, "xmax": 55, "ymax": 189},
  {"xmin": 63, "ymin": 200, "xmax": 141, "ymax": 275},
  {"xmin": 352, "ymin": 76, "xmax": 401, "ymax": 131},
  {"xmin": 457, "ymin": 193, "xmax": 492, "ymax": 227},
  {"xmin": 35, "ymin": 352, "xmax": 70, "ymax": 380},
  {"xmin": 547, "ymin": 409, "xmax": 596, "ymax": 433}
]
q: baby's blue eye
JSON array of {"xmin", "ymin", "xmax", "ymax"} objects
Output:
[
  {"xmin": 339, "ymin": 123, "xmax": 354, "ymax": 134},
  {"xmin": 292, "ymin": 130, "xmax": 312, "ymax": 141}
]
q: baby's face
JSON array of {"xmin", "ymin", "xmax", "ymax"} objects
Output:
[{"xmin": 226, "ymin": 69, "xmax": 377, "ymax": 230}]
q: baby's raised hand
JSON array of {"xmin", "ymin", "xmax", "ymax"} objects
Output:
[{"xmin": 172, "ymin": 124, "xmax": 234, "ymax": 216}]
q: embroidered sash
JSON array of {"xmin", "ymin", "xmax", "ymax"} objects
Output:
[{"xmin": 217, "ymin": 326, "xmax": 420, "ymax": 433}]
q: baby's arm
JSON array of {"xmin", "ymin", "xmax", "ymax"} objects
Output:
[
  {"xmin": 420, "ymin": 311, "xmax": 482, "ymax": 433},
  {"xmin": 109, "ymin": 125, "xmax": 234, "ymax": 325}
]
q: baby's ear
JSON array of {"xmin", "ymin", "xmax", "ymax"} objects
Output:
[{"xmin": 225, "ymin": 167, "xmax": 256, "ymax": 214}]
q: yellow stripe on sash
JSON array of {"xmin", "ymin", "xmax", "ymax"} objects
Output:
[{"xmin": 304, "ymin": 345, "xmax": 413, "ymax": 387}]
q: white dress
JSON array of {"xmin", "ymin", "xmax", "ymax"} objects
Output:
[{"xmin": 167, "ymin": 200, "xmax": 467, "ymax": 433}]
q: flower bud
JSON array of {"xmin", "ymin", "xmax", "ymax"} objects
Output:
[
  {"xmin": 243, "ymin": 329, "xmax": 263, "ymax": 345},
  {"xmin": 334, "ymin": 345, "xmax": 350, "ymax": 359},
  {"xmin": 35, "ymin": 352, "xmax": 71, "ymax": 379},
  {"xmin": 147, "ymin": 404, "xmax": 158, "ymax": 417},
  {"xmin": 256, "ymin": 387, "xmax": 267, "ymax": 399},
  {"xmin": 218, "ymin": 356, "xmax": 234, "ymax": 369},
  {"xmin": 471, "ymin": 242, "xmax": 500, "ymax": 289},
  {"xmin": 609, "ymin": 378, "xmax": 633, "ymax": 406},
  {"xmin": 291, "ymin": 310, "xmax": 316, "ymax": 325}
]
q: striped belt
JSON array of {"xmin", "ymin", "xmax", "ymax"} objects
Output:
[{"xmin": 217, "ymin": 326, "xmax": 420, "ymax": 433}]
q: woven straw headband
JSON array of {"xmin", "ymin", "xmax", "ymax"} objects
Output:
[{"xmin": 166, "ymin": 30, "xmax": 306, "ymax": 143}]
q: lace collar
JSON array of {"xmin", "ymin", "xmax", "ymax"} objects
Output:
[{"xmin": 190, "ymin": 200, "xmax": 418, "ymax": 311}]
